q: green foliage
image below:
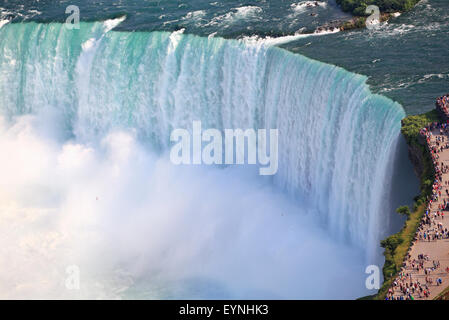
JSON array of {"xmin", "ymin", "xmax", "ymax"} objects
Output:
[
  {"xmin": 396, "ymin": 205, "xmax": 411, "ymax": 219},
  {"xmin": 422, "ymin": 178, "xmax": 432, "ymax": 192},
  {"xmin": 353, "ymin": 5, "xmax": 368, "ymax": 16},
  {"xmin": 380, "ymin": 234, "xmax": 404, "ymax": 252},
  {"xmin": 336, "ymin": 0, "xmax": 420, "ymax": 16},
  {"xmin": 354, "ymin": 17, "xmax": 367, "ymax": 28},
  {"xmin": 401, "ymin": 109, "xmax": 440, "ymax": 145},
  {"xmin": 413, "ymin": 196, "xmax": 424, "ymax": 211},
  {"xmin": 401, "ymin": 110, "xmax": 440, "ymax": 197},
  {"xmin": 341, "ymin": 16, "xmax": 367, "ymax": 30}
]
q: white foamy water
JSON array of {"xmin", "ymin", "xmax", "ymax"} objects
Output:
[
  {"xmin": 291, "ymin": 1, "xmax": 327, "ymax": 13},
  {"xmin": 183, "ymin": 10, "xmax": 207, "ymax": 20},
  {"xmin": 0, "ymin": 19, "xmax": 9, "ymax": 29},
  {"xmin": 242, "ymin": 28, "xmax": 340, "ymax": 46},
  {"xmin": 206, "ymin": 6, "xmax": 262, "ymax": 27},
  {"xmin": 103, "ymin": 15, "xmax": 126, "ymax": 33}
]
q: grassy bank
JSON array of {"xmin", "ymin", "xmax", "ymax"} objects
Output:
[{"xmin": 374, "ymin": 110, "xmax": 440, "ymax": 299}]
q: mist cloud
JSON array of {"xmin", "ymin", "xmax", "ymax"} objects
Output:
[{"xmin": 0, "ymin": 112, "xmax": 371, "ymax": 299}]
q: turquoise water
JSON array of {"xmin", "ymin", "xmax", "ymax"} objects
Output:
[{"xmin": 2, "ymin": 0, "xmax": 447, "ymax": 114}]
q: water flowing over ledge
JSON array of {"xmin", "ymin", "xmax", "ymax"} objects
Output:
[{"xmin": 0, "ymin": 21, "xmax": 405, "ymax": 260}]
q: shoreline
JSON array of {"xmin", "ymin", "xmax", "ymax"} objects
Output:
[
  {"xmin": 375, "ymin": 95, "xmax": 449, "ymax": 299},
  {"xmin": 332, "ymin": 0, "xmax": 420, "ymax": 32}
]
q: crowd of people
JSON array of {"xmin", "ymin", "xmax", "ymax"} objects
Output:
[
  {"xmin": 388, "ymin": 255, "xmax": 443, "ymax": 299},
  {"xmin": 387, "ymin": 96, "xmax": 449, "ymax": 300},
  {"xmin": 436, "ymin": 94, "xmax": 449, "ymax": 120}
]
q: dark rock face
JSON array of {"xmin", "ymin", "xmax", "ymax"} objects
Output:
[{"xmin": 407, "ymin": 138, "xmax": 424, "ymax": 179}]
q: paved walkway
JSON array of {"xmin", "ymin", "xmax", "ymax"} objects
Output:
[{"xmin": 389, "ymin": 127, "xmax": 449, "ymax": 300}]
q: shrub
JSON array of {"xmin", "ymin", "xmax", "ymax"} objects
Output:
[{"xmin": 396, "ymin": 205, "xmax": 411, "ymax": 219}]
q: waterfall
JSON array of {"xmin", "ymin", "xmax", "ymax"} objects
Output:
[{"xmin": 0, "ymin": 20, "xmax": 405, "ymax": 261}]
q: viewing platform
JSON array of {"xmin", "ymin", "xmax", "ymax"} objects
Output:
[{"xmin": 387, "ymin": 95, "xmax": 449, "ymax": 300}]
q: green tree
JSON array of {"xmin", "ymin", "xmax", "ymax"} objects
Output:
[
  {"xmin": 380, "ymin": 235, "xmax": 404, "ymax": 252},
  {"xmin": 396, "ymin": 205, "xmax": 411, "ymax": 219}
]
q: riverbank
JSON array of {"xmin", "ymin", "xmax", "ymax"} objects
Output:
[
  {"xmin": 334, "ymin": 0, "xmax": 420, "ymax": 31},
  {"xmin": 375, "ymin": 95, "xmax": 449, "ymax": 299},
  {"xmin": 339, "ymin": 12, "xmax": 394, "ymax": 31},
  {"xmin": 374, "ymin": 109, "xmax": 440, "ymax": 299},
  {"xmin": 388, "ymin": 125, "xmax": 449, "ymax": 299}
]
